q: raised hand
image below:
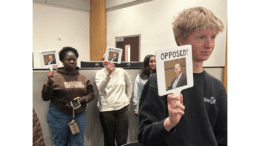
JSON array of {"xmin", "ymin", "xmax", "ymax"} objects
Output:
[
  {"xmin": 164, "ymin": 93, "xmax": 185, "ymax": 132},
  {"xmin": 47, "ymin": 71, "xmax": 54, "ymax": 82},
  {"xmin": 134, "ymin": 111, "xmax": 138, "ymax": 116},
  {"xmin": 73, "ymin": 97, "xmax": 82, "ymax": 103},
  {"xmin": 106, "ymin": 63, "xmax": 115, "ymax": 76}
]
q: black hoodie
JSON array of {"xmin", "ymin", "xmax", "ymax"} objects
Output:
[{"xmin": 138, "ymin": 70, "xmax": 227, "ymax": 146}]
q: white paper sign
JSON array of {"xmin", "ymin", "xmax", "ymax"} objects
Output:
[
  {"xmin": 39, "ymin": 50, "xmax": 60, "ymax": 70},
  {"xmin": 105, "ymin": 46, "xmax": 123, "ymax": 64},
  {"xmin": 155, "ymin": 45, "xmax": 193, "ymax": 96}
]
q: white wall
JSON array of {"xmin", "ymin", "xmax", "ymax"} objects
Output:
[
  {"xmin": 106, "ymin": 0, "xmax": 137, "ymax": 8},
  {"xmin": 33, "ymin": 3, "xmax": 90, "ymax": 68},
  {"xmin": 107, "ymin": 0, "xmax": 227, "ymax": 66}
]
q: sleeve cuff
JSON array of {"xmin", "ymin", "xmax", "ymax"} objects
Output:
[
  {"xmin": 46, "ymin": 81, "xmax": 54, "ymax": 87},
  {"xmin": 160, "ymin": 119, "xmax": 176, "ymax": 134}
]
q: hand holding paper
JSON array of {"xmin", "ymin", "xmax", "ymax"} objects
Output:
[
  {"xmin": 73, "ymin": 96, "xmax": 82, "ymax": 103},
  {"xmin": 164, "ymin": 93, "xmax": 185, "ymax": 131},
  {"xmin": 106, "ymin": 63, "xmax": 115, "ymax": 76},
  {"xmin": 47, "ymin": 71, "xmax": 54, "ymax": 82}
]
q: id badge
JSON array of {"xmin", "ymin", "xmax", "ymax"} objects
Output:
[{"xmin": 68, "ymin": 120, "xmax": 80, "ymax": 135}]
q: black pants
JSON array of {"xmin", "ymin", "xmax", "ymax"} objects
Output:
[{"xmin": 99, "ymin": 106, "xmax": 129, "ymax": 146}]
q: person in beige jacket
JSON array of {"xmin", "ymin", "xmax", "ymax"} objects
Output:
[{"xmin": 95, "ymin": 54, "xmax": 132, "ymax": 146}]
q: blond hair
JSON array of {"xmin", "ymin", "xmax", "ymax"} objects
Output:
[{"xmin": 172, "ymin": 7, "xmax": 224, "ymax": 45}]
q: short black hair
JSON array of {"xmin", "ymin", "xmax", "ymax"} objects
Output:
[{"xmin": 59, "ymin": 46, "xmax": 79, "ymax": 61}]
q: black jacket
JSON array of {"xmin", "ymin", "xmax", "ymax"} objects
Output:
[
  {"xmin": 168, "ymin": 73, "xmax": 187, "ymax": 90},
  {"xmin": 138, "ymin": 71, "xmax": 227, "ymax": 146},
  {"xmin": 45, "ymin": 59, "xmax": 56, "ymax": 65},
  {"xmin": 109, "ymin": 57, "xmax": 118, "ymax": 62}
]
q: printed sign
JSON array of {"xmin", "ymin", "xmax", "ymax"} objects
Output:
[
  {"xmin": 39, "ymin": 50, "xmax": 60, "ymax": 70},
  {"xmin": 105, "ymin": 46, "xmax": 123, "ymax": 64},
  {"xmin": 155, "ymin": 45, "xmax": 193, "ymax": 96}
]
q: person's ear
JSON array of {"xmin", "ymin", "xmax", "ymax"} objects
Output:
[{"xmin": 176, "ymin": 38, "xmax": 185, "ymax": 46}]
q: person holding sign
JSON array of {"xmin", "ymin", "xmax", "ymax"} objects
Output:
[
  {"xmin": 42, "ymin": 46, "xmax": 95, "ymax": 146},
  {"xmin": 133, "ymin": 54, "xmax": 156, "ymax": 116},
  {"xmin": 167, "ymin": 63, "xmax": 187, "ymax": 90},
  {"xmin": 138, "ymin": 7, "xmax": 227, "ymax": 146},
  {"xmin": 95, "ymin": 54, "xmax": 132, "ymax": 146}
]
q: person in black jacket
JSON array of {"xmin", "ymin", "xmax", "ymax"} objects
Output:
[{"xmin": 138, "ymin": 7, "xmax": 227, "ymax": 146}]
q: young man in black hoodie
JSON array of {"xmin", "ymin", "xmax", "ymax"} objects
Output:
[{"xmin": 138, "ymin": 7, "xmax": 227, "ymax": 146}]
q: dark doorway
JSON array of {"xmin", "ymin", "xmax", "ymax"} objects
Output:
[{"xmin": 116, "ymin": 35, "xmax": 140, "ymax": 62}]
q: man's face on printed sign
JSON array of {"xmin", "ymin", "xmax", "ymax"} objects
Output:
[{"xmin": 175, "ymin": 64, "xmax": 181, "ymax": 77}]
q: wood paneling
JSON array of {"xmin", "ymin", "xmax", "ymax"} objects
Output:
[
  {"xmin": 123, "ymin": 36, "xmax": 139, "ymax": 61},
  {"xmin": 224, "ymin": 28, "xmax": 228, "ymax": 93},
  {"xmin": 116, "ymin": 35, "xmax": 140, "ymax": 61},
  {"xmin": 90, "ymin": 0, "xmax": 106, "ymax": 61}
]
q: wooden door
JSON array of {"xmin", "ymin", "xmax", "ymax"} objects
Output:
[{"xmin": 116, "ymin": 35, "xmax": 140, "ymax": 61}]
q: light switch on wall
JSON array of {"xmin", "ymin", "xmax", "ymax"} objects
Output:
[{"xmin": 58, "ymin": 35, "xmax": 61, "ymax": 41}]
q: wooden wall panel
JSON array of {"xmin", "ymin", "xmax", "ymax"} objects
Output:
[
  {"xmin": 90, "ymin": 0, "xmax": 106, "ymax": 61},
  {"xmin": 224, "ymin": 28, "xmax": 228, "ymax": 92}
]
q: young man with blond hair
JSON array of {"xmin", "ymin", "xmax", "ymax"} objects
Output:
[{"xmin": 138, "ymin": 7, "xmax": 227, "ymax": 146}]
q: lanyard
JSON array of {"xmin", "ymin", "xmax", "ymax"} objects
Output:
[{"xmin": 72, "ymin": 106, "xmax": 75, "ymax": 121}]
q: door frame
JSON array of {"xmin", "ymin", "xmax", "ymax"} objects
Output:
[{"xmin": 115, "ymin": 34, "xmax": 141, "ymax": 62}]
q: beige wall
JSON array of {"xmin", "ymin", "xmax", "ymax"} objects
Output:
[
  {"xmin": 33, "ymin": 0, "xmax": 227, "ymax": 68},
  {"xmin": 107, "ymin": 0, "xmax": 227, "ymax": 66},
  {"xmin": 33, "ymin": 3, "xmax": 90, "ymax": 68}
]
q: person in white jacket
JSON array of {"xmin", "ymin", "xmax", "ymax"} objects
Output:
[
  {"xmin": 133, "ymin": 54, "xmax": 156, "ymax": 116},
  {"xmin": 95, "ymin": 54, "xmax": 132, "ymax": 146}
]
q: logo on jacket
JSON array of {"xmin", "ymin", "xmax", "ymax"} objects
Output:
[
  {"xmin": 204, "ymin": 97, "xmax": 216, "ymax": 104},
  {"xmin": 64, "ymin": 81, "xmax": 84, "ymax": 88}
]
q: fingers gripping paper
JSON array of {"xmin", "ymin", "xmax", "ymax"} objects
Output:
[{"xmin": 155, "ymin": 45, "xmax": 194, "ymax": 96}]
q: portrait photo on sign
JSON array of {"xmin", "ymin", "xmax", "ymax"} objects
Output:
[
  {"xmin": 108, "ymin": 51, "xmax": 119, "ymax": 62},
  {"xmin": 155, "ymin": 45, "xmax": 193, "ymax": 96},
  {"xmin": 39, "ymin": 50, "xmax": 60, "ymax": 68},
  {"xmin": 44, "ymin": 54, "xmax": 56, "ymax": 65},
  {"xmin": 165, "ymin": 58, "xmax": 187, "ymax": 91},
  {"xmin": 105, "ymin": 46, "xmax": 122, "ymax": 64}
]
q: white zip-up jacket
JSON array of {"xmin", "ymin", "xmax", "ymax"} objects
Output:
[{"xmin": 95, "ymin": 68, "xmax": 132, "ymax": 112}]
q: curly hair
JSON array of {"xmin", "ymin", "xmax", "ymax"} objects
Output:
[
  {"xmin": 59, "ymin": 46, "xmax": 79, "ymax": 61},
  {"xmin": 140, "ymin": 55, "xmax": 156, "ymax": 80},
  {"xmin": 172, "ymin": 7, "xmax": 224, "ymax": 45}
]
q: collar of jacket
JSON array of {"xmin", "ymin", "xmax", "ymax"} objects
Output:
[{"xmin": 57, "ymin": 67, "xmax": 80, "ymax": 75}]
